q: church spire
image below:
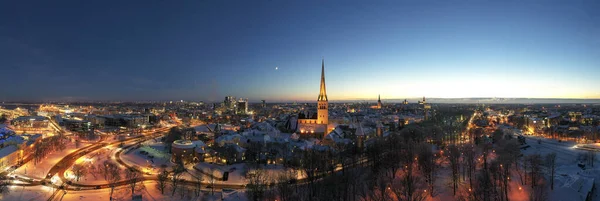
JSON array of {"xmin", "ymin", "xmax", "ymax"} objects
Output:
[
  {"xmin": 318, "ymin": 59, "xmax": 328, "ymax": 101},
  {"xmin": 378, "ymin": 94, "xmax": 380, "ymax": 101}
]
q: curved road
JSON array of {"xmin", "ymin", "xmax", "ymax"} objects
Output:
[
  {"xmin": 13, "ymin": 124, "xmax": 370, "ymax": 194},
  {"xmin": 45, "ymin": 127, "xmax": 171, "ymax": 183}
]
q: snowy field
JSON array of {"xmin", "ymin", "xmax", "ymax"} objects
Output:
[
  {"xmin": 521, "ymin": 135, "xmax": 600, "ymax": 201},
  {"xmin": 64, "ymin": 145, "xmax": 129, "ymax": 185},
  {"xmin": 193, "ymin": 162, "xmax": 298, "ymax": 185},
  {"xmin": 2, "ymin": 181, "xmax": 247, "ymax": 201},
  {"xmin": 14, "ymin": 140, "xmax": 90, "ymax": 180},
  {"xmin": 0, "ymin": 185, "xmax": 56, "ymax": 201},
  {"xmin": 120, "ymin": 139, "xmax": 172, "ymax": 174}
]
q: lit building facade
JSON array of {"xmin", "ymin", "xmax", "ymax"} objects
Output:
[{"xmin": 297, "ymin": 59, "xmax": 330, "ymax": 138}]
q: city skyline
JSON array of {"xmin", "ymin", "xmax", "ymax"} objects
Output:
[{"xmin": 1, "ymin": 1, "xmax": 600, "ymax": 101}]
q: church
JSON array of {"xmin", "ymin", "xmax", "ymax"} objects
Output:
[{"xmin": 297, "ymin": 59, "xmax": 330, "ymax": 138}]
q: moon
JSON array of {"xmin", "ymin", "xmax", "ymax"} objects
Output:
[{"xmin": 275, "ymin": 66, "xmax": 278, "ymax": 70}]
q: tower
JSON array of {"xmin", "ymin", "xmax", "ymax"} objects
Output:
[
  {"xmin": 423, "ymin": 96, "xmax": 431, "ymax": 120},
  {"xmin": 317, "ymin": 59, "xmax": 328, "ymax": 125},
  {"xmin": 377, "ymin": 94, "xmax": 382, "ymax": 109}
]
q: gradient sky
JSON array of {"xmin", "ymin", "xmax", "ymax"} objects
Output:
[{"xmin": 1, "ymin": 1, "xmax": 599, "ymax": 102}]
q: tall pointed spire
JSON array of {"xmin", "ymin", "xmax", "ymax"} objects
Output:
[
  {"xmin": 318, "ymin": 58, "xmax": 327, "ymax": 101},
  {"xmin": 378, "ymin": 94, "xmax": 380, "ymax": 101}
]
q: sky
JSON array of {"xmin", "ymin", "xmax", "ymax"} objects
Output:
[{"xmin": 1, "ymin": 1, "xmax": 599, "ymax": 102}]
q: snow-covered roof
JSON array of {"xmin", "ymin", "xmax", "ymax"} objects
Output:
[
  {"xmin": 325, "ymin": 127, "xmax": 351, "ymax": 145},
  {"xmin": 228, "ymin": 143, "xmax": 246, "ymax": 153},
  {"xmin": 0, "ymin": 126, "xmax": 14, "ymax": 135},
  {"xmin": 355, "ymin": 124, "xmax": 365, "ymax": 136},
  {"xmin": 194, "ymin": 124, "xmax": 211, "ymax": 133},
  {"xmin": 251, "ymin": 122, "xmax": 279, "ymax": 132},
  {"xmin": 244, "ymin": 133, "xmax": 271, "ymax": 143},
  {"xmin": 172, "ymin": 140, "xmax": 196, "ymax": 149},
  {"xmin": 0, "ymin": 145, "xmax": 18, "ymax": 159},
  {"xmin": 552, "ymin": 175, "xmax": 594, "ymax": 201},
  {"xmin": 13, "ymin": 116, "xmax": 47, "ymax": 122},
  {"xmin": 215, "ymin": 133, "xmax": 243, "ymax": 145}
]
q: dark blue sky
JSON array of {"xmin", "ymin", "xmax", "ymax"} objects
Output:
[{"xmin": 1, "ymin": 1, "xmax": 599, "ymax": 102}]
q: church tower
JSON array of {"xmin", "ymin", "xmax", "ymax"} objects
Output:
[
  {"xmin": 377, "ymin": 94, "xmax": 382, "ymax": 109},
  {"xmin": 317, "ymin": 59, "xmax": 328, "ymax": 125}
]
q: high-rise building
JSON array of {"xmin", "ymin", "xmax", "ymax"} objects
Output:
[
  {"xmin": 224, "ymin": 96, "xmax": 236, "ymax": 109},
  {"xmin": 261, "ymin": 100, "xmax": 266, "ymax": 108},
  {"xmin": 237, "ymin": 98, "xmax": 248, "ymax": 114}
]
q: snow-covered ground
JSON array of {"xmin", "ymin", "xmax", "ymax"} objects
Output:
[
  {"xmin": 521, "ymin": 135, "xmax": 599, "ymax": 201},
  {"xmin": 120, "ymin": 138, "xmax": 172, "ymax": 174},
  {"xmin": 1, "ymin": 180, "xmax": 248, "ymax": 201},
  {"xmin": 193, "ymin": 162, "xmax": 299, "ymax": 185},
  {"xmin": 1, "ymin": 185, "xmax": 56, "ymax": 201},
  {"xmin": 64, "ymin": 145, "xmax": 130, "ymax": 185},
  {"xmin": 13, "ymin": 140, "xmax": 90, "ymax": 181}
]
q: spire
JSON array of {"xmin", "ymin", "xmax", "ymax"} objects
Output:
[
  {"xmin": 318, "ymin": 58, "xmax": 328, "ymax": 101},
  {"xmin": 378, "ymin": 94, "xmax": 380, "ymax": 101}
]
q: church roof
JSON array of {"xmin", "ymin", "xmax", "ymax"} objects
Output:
[{"xmin": 318, "ymin": 59, "xmax": 328, "ymax": 101}]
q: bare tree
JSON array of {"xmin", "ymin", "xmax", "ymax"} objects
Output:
[
  {"xmin": 368, "ymin": 171, "xmax": 390, "ymax": 201},
  {"xmin": 587, "ymin": 150, "xmax": 596, "ymax": 167},
  {"xmin": 417, "ymin": 143, "xmax": 437, "ymax": 196},
  {"xmin": 497, "ymin": 140, "xmax": 520, "ymax": 200},
  {"xmin": 178, "ymin": 181, "xmax": 187, "ymax": 199},
  {"xmin": 0, "ymin": 175, "xmax": 11, "ymax": 195},
  {"xmin": 391, "ymin": 165, "xmax": 426, "ymax": 201},
  {"xmin": 300, "ymin": 149, "xmax": 327, "ymax": 198},
  {"xmin": 193, "ymin": 170, "xmax": 204, "ymax": 197},
  {"xmin": 99, "ymin": 161, "xmax": 111, "ymax": 180},
  {"xmin": 89, "ymin": 164, "xmax": 97, "ymax": 179},
  {"xmin": 170, "ymin": 163, "xmax": 185, "ymax": 196},
  {"xmin": 125, "ymin": 168, "xmax": 141, "ymax": 195},
  {"xmin": 463, "ymin": 145, "xmax": 477, "ymax": 188},
  {"xmin": 157, "ymin": 170, "xmax": 169, "ymax": 195},
  {"xmin": 71, "ymin": 164, "xmax": 87, "ymax": 182},
  {"xmin": 472, "ymin": 169, "xmax": 494, "ymax": 201},
  {"xmin": 246, "ymin": 168, "xmax": 268, "ymax": 201},
  {"xmin": 529, "ymin": 181, "xmax": 549, "ymax": 201},
  {"xmin": 275, "ymin": 171, "xmax": 295, "ymax": 201},
  {"xmin": 448, "ymin": 144, "xmax": 461, "ymax": 195},
  {"xmin": 527, "ymin": 154, "xmax": 543, "ymax": 187},
  {"xmin": 545, "ymin": 153, "xmax": 557, "ymax": 190},
  {"xmin": 208, "ymin": 167, "xmax": 217, "ymax": 195},
  {"xmin": 104, "ymin": 162, "xmax": 121, "ymax": 201}
]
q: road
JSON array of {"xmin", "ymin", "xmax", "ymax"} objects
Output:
[
  {"xmin": 11, "ymin": 122, "xmax": 370, "ymax": 193},
  {"xmin": 45, "ymin": 127, "xmax": 172, "ymax": 184}
]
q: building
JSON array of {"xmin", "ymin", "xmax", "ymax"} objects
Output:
[
  {"xmin": 63, "ymin": 119, "xmax": 92, "ymax": 132},
  {"xmin": 224, "ymin": 96, "xmax": 237, "ymax": 109},
  {"xmin": 419, "ymin": 96, "xmax": 426, "ymax": 105},
  {"xmin": 420, "ymin": 97, "xmax": 431, "ymax": 120},
  {"xmin": 237, "ymin": 99, "xmax": 248, "ymax": 114},
  {"xmin": 11, "ymin": 116, "xmax": 49, "ymax": 129},
  {"xmin": 297, "ymin": 59, "xmax": 330, "ymax": 138},
  {"xmin": 0, "ymin": 133, "xmax": 42, "ymax": 170},
  {"xmin": 171, "ymin": 140, "xmax": 206, "ymax": 164},
  {"xmin": 99, "ymin": 115, "xmax": 148, "ymax": 128},
  {"xmin": 371, "ymin": 95, "xmax": 382, "ymax": 109}
]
